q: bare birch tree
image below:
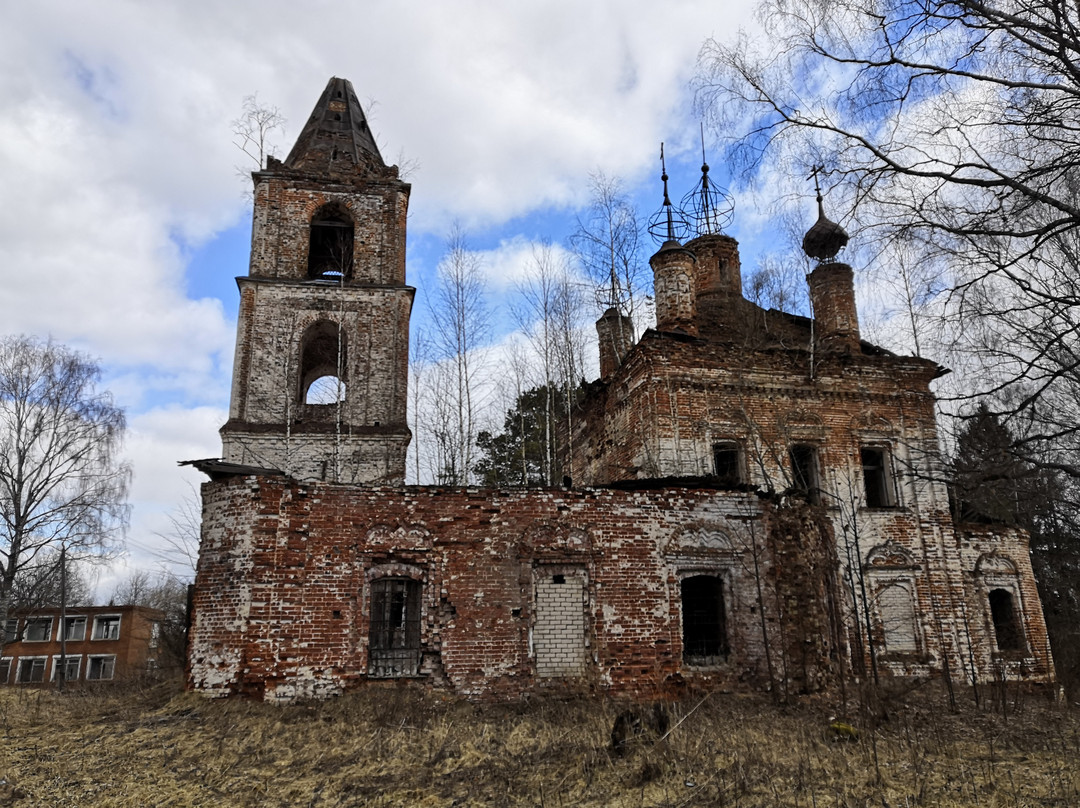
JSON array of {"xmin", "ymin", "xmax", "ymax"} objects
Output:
[
  {"xmin": 570, "ymin": 172, "xmax": 650, "ymax": 332},
  {"xmin": 232, "ymin": 93, "xmax": 286, "ymax": 173},
  {"xmin": 0, "ymin": 336, "xmax": 129, "ymax": 629},
  {"xmin": 428, "ymin": 228, "xmax": 490, "ymax": 484}
]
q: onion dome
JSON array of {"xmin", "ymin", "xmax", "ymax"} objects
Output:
[{"xmin": 802, "ymin": 189, "xmax": 849, "ymax": 262}]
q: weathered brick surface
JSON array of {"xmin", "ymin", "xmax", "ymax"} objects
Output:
[{"xmin": 190, "ymin": 81, "xmax": 1055, "ymax": 703}]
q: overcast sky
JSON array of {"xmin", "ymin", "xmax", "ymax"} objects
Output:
[{"xmin": 1, "ymin": 0, "xmax": 783, "ymax": 595}]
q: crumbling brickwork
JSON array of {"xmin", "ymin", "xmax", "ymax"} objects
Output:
[{"xmin": 188, "ymin": 78, "xmax": 1055, "ymax": 702}]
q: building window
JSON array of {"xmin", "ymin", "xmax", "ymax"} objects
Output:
[
  {"xmin": 368, "ymin": 578, "xmax": 422, "ymax": 677},
  {"xmin": 0, "ymin": 658, "xmax": 10, "ymax": 683},
  {"xmin": 877, "ymin": 583, "xmax": 918, "ymax": 653},
  {"xmin": 681, "ymin": 575, "xmax": 729, "ymax": 666},
  {"xmin": 789, "ymin": 444, "xmax": 821, "ymax": 504},
  {"xmin": 62, "ymin": 616, "xmax": 87, "ymax": 642},
  {"xmin": 17, "ymin": 657, "xmax": 46, "ymax": 683},
  {"xmin": 87, "ymin": 655, "xmax": 116, "ymax": 681},
  {"xmin": 989, "ymin": 588, "xmax": 1023, "ymax": 652},
  {"xmin": 3, "ymin": 619, "xmax": 18, "ymax": 644},
  {"xmin": 861, "ymin": 447, "xmax": 896, "ymax": 508},
  {"xmin": 92, "ymin": 615, "xmax": 121, "ymax": 641},
  {"xmin": 713, "ymin": 442, "xmax": 744, "ymax": 485},
  {"xmin": 299, "ymin": 321, "xmax": 347, "ymax": 408},
  {"xmin": 51, "ymin": 655, "xmax": 81, "ymax": 683},
  {"xmin": 307, "ymin": 205, "xmax": 354, "ymax": 279},
  {"xmin": 24, "ymin": 618, "xmax": 52, "ymax": 642}
]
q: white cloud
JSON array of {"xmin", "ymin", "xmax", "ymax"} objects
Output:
[{"xmin": 0, "ymin": 0, "xmax": 762, "ymax": 593}]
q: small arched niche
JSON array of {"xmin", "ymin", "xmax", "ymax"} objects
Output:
[
  {"xmin": 307, "ymin": 203, "xmax": 354, "ymax": 280},
  {"xmin": 299, "ymin": 320, "xmax": 347, "ymax": 405}
]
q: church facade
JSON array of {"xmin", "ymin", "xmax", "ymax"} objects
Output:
[{"xmin": 186, "ymin": 78, "xmax": 1054, "ymax": 702}]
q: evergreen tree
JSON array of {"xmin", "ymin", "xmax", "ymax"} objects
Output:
[{"xmin": 474, "ymin": 384, "xmax": 580, "ymax": 487}]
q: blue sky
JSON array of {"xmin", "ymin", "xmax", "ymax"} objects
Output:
[{"xmin": 3, "ymin": 0, "xmax": 856, "ymax": 594}]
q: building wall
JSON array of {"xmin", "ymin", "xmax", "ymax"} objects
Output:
[
  {"xmin": 1, "ymin": 605, "xmax": 163, "ymax": 686},
  {"xmin": 187, "ymin": 476, "xmax": 1052, "ymax": 702}
]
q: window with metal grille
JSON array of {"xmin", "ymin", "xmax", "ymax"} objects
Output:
[
  {"xmin": 368, "ymin": 578, "xmax": 422, "ymax": 677},
  {"xmin": 989, "ymin": 588, "xmax": 1023, "ymax": 652},
  {"xmin": 861, "ymin": 447, "xmax": 896, "ymax": 508},
  {"xmin": 681, "ymin": 575, "xmax": 729, "ymax": 666}
]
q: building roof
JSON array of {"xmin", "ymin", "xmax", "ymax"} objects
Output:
[{"xmin": 280, "ymin": 77, "xmax": 387, "ymax": 179}]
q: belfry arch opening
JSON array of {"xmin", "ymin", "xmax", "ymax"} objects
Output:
[
  {"xmin": 299, "ymin": 320, "xmax": 347, "ymax": 405},
  {"xmin": 307, "ymin": 203, "xmax": 354, "ymax": 280}
]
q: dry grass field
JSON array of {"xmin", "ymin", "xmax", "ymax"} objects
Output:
[{"xmin": 0, "ymin": 679, "xmax": 1076, "ymax": 807}]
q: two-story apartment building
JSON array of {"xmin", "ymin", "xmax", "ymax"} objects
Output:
[{"xmin": 1, "ymin": 605, "xmax": 164, "ymax": 686}]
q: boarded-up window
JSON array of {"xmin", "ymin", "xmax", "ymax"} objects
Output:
[
  {"xmin": 877, "ymin": 583, "xmax": 918, "ymax": 653},
  {"xmin": 682, "ymin": 575, "xmax": 728, "ymax": 665},
  {"xmin": 534, "ymin": 569, "xmax": 586, "ymax": 677},
  {"xmin": 369, "ymin": 578, "xmax": 422, "ymax": 677},
  {"xmin": 989, "ymin": 588, "xmax": 1022, "ymax": 652}
]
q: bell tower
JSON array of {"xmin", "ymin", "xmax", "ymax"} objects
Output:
[{"xmin": 221, "ymin": 77, "xmax": 413, "ymax": 484}]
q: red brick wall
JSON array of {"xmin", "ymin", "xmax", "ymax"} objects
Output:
[{"xmin": 187, "ymin": 476, "xmax": 1053, "ymax": 702}]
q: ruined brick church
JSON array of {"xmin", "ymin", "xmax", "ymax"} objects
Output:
[{"xmin": 186, "ymin": 78, "xmax": 1054, "ymax": 701}]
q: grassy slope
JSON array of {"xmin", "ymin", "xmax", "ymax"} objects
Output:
[{"xmin": 0, "ymin": 681, "xmax": 1076, "ymax": 807}]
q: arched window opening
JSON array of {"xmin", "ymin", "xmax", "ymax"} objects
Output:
[
  {"xmin": 305, "ymin": 375, "xmax": 345, "ymax": 405},
  {"xmin": 307, "ymin": 205, "xmax": 354, "ymax": 280},
  {"xmin": 369, "ymin": 578, "xmax": 422, "ymax": 677},
  {"xmin": 299, "ymin": 321, "xmax": 347, "ymax": 406},
  {"xmin": 989, "ymin": 588, "xmax": 1023, "ymax": 652},
  {"xmin": 681, "ymin": 575, "xmax": 728, "ymax": 665}
]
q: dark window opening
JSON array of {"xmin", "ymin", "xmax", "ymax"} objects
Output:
[
  {"xmin": 24, "ymin": 618, "xmax": 52, "ymax": 642},
  {"xmin": 681, "ymin": 575, "xmax": 728, "ymax": 666},
  {"xmin": 861, "ymin": 447, "xmax": 895, "ymax": 508},
  {"xmin": 299, "ymin": 321, "xmax": 347, "ymax": 408},
  {"xmin": 307, "ymin": 206, "xmax": 354, "ymax": 279},
  {"xmin": 87, "ymin": 655, "xmax": 115, "ymax": 681},
  {"xmin": 0, "ymin": 659, "xmax": 9, "ymax": 683},
  {"xmin": 989, "ymin": 588, "xmax": 1022, "ymax": 652},
  {"xmin": 552, "ymin": 574, "xmax": 566, "ymax": 584},
  {"xmin": 713, "ymin": 442, "xmax": 743, "ymax": 485},
  {"xmin": 92, "ymin": 616, "xmax": 121, "ymax": 641},
  {"xmin": 369, "ymin": 578, "xmax": 422, "ymax": 677},
  {"xmin": 17, "ymin": 658, "xmax": 45, "ymax": 683},
  {"xmin": 790, "ymin": 444, "xmax": 821, "ymax": 504},
  {"xmin": 53, "ymin": 656, "xmax": 80, "ymax": 683},
  {"xmin": 63, "ymin": 616, "xmax": 86, "ymax": 641}
]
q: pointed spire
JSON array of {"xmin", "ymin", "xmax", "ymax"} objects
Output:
[
  {"xmin": 648, "ymin": 143, "xmax": 690, "ymax": 246},
  {"xmin": 283, "ymin": 77, "xmax": 388, "ymax": 178},
  {"xmin": 680, "ymin": 124, "xmax": 735, "ymax": 237}
]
